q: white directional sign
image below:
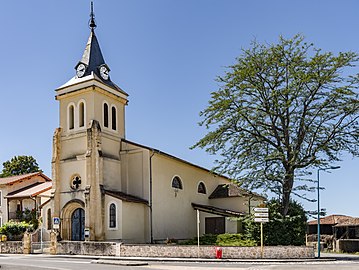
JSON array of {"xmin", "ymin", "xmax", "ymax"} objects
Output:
[
  {"xmin": 254, "ymin": 207, "xmax": 269, "ymax": 212},
  {"xmin": 254, "ymin": 218, "xmax": 269, "ymax": 223},
  {"xmin": 255, "ymin": 212, "xmax": 269, "ymax": 217}
]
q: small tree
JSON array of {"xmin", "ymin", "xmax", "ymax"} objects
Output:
[
  {"xmin": 0, "ymin": 155, "xmax": 40, "ymax": 177},
  {"xmin": 243, "ymin": 199, "xmax": 307, "ymax": 246},
  {"xmin": 193, "ymin": 35, "xmax": 359, "ymax": 216}
]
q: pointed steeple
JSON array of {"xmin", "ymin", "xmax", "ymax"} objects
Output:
[
  {"xmin": 77, "ymin": 30, "xmax": 107, "ymax": 78},
  {"xmin": 72, "ymin": 2, "xmax": 124, "ymax": 93}
]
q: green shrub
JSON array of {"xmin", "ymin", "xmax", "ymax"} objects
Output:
[
  {"xmin": 181, "ymin": 233, "xmax": 256, "ymax": 246},
  {"xmin": 16, "ymin": 208, "xmax": 39, "ymax": 229},
  {"xmin": 216, "ymin": 233, "xmax": 256, "ymax": 246},
  {"xmin": 181, "ymin": 234, "xmax": 217, "ymax": 245},
  {"xmin": 242, "ymin": 199, "xmax": 307, "ymax": 246},
  {"xmin": 0, "ymin": 221, "xmax": 34, "ymax": 240}
]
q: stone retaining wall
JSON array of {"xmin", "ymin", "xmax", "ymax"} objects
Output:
[
  {"xmin": 0, "ymin": 238, "xmax": 314, "ymax": 259},
  {"xmin": 118, "ymin": 244, "xmax": 315, "ymax": 259},
  {"xmin": 0, "ymin": 241, "xmax": 23, "ymax": 254},
  {"xmin": 56, "ymin": 241, "xmax": 118, "ymax": 256}
]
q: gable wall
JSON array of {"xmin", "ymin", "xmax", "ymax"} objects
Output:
[{"xmin": 151, "ymin": 153, "xmax": 229, "ymax": 241}]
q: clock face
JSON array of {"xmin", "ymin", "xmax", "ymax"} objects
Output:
[
  {"xmin": 76, "ymin": 63, "xmax": 86, "ymax": 78},
  {"xmin": 100, "ymin": 66, "xmax": 109, "ymax": 80}
]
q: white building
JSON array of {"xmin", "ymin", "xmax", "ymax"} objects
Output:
[{"xmin": 49, "ymin": 6, "xmax": 264, "ymax": 243}]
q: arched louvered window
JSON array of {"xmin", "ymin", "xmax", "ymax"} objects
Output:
[
  {"xmin": 109, "ymin": 203, "xmax": 116, "ymax": 228},
  {"xmin": 69, "ymin": 105, "xmax": 75, "ymax": 130},
  {"xmin": 171, "ymin": 176, "xmax": 183, "ymax": 190},
  {"xmin": 79, "ymin": 102, "xmax": 85, "ymax": 127},
  {"xmin": 111, "ymin": 106, "xmax": 117, "ymax": 130},
  {"xmin": 104, "ymin": 103, "xmax": 109, "ymax": 128},
  {"xmin": 197, "ymin": 182, "xmax": 207, "ymax": 194}
]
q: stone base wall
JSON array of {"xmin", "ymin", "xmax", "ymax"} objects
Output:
[
  {"xmin": 56, "ymin": 241, "xmax": 117, "ymax": 256},
  {"xmin": 0, "ymin": 241, "xmax": 23, "ymax": 254},
  {"xmin": 119, "ymin": 245, "xmax": 315, "ymax": 259}
]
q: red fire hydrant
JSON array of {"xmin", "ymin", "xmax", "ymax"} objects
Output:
[{"xmin": 215, "ymin": 247, "xmax": 223, "ymax": 259}]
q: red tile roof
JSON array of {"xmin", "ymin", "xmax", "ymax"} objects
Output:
[
  {"xmin": 0, "ymin": 172, "xmax": 51, "ymax": 185},
  {"xmin": 308, "ymin": 215, "xmax": 359, "ymax": 226},
  {"xmin": 5, "ymin": 182, "xmax": 52, "ymax": 199}
]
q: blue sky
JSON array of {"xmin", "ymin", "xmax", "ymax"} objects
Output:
[{"xmin": 0, "ymin": 0, "xmax": 358, "ymax": 217}]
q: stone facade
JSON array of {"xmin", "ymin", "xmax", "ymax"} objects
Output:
[
  {"xmin": 0, "ymin": 241, "xmax": 23, "ymax": 254},
  {"xmin": 56, "ymin": 241, "xmax": 117, "ymax": 256}
]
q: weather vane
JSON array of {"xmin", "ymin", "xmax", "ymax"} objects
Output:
[{"xmin": 89, "ymin": 1, "xmax": 97, "ymax": 30}]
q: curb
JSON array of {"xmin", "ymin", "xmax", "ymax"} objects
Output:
[
  {"xmin": 41, "ymin": 254, "xmax": 335, "ymax": 263},
  {"xmin": 92, "ymin": 259, "xmax": 149, "ymax": 266}
]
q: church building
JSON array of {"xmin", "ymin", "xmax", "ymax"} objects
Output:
[{"xmin": 49, "ymin": 5, "xmax": 264, "ymax": 243}]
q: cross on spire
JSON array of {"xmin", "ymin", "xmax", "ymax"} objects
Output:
[{"xmin": 89, "ymin": 1, "xmax": 97, "ymax": 30}]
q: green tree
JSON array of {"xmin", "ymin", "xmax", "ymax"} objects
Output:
[
  {"xmin": 243, "ymin": 199, "xmax": 307, "ymax": 246},
  {"xmin": 193, "ymin": 35, "xmax": 359, "ymax": 215},
  {"xmin": 0, "ymin": 155, "xmax": 40, "ymax": 177}
]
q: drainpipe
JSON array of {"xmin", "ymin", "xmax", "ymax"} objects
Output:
[{"xmin": 149, "ymin": 150, "xmax": 155, "ymax": 244}]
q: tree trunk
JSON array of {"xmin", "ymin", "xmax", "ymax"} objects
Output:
[{"xmin": 282, "ymin": 171, "xmax": 294, "ymax": 216}]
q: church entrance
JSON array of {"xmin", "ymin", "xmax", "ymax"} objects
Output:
[{"xmin": 71, "ymin": 208, "xmax": 85, "ymax": 241}]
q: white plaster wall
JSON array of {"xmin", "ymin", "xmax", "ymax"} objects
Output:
[
  {"xmin": 60, "ymin": 134, "xmax": 87, "ymax": 160},
  {"xmin": 58, "ymin": 160, "xmax": 86, "ymax": 193},
  {"xmin": 122, "ymin": 202, "xmax": 148, "ymax": 243},
  {"xmin": 92, "ymin": 90, "xmax": 126, "ymax": 138},
  {"xmin": 104, "ymin": 196, "xmax": 123, "ymax": 241},
  {"xmin": 22, "ymin": 199, "xmax": 35, "ymax": 211},
  {"xmin": 58, "ymin": 89, "xmax": 93, "ymax": 133},
  {"xmin": 151, "ymin": 154, "xmax": 231, "ymax": 241},
  {"xmin": 41, "ymin": 202, "xmax": 52, "ymax": 231},
  {"xmin": 0, "ymin": 186, "xmax": 8, "ymax": 223},
  {"xmin": 103, "ymin": 158, "xmax": 121, "ymax": 191},
  {"xmin": 210, "ymin": 197, "xmax": 263, "ymax": 214},
  {"xmin": 120, "ymin": 144, "xmax": 150, "ymax": 201}
]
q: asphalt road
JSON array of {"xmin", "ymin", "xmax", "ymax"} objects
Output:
[{"xmin": 1, "ymin": 254, "xmax": 359, "ymax": 270}]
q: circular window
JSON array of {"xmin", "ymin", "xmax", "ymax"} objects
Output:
[{"xmin": 70, "ymin": 174, "xmax": 82, "ymax": 190}]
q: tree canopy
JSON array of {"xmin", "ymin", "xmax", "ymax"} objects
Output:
[
  {"xmin": 0, "ymin": 155, "xmax": 40, "ymax": 177},
  {"xmin": 193, "ymin": 35, "xmax": 359, "ymax": 215}
]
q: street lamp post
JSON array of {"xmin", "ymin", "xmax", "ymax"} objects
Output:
[{"xmin": 317, "ymin": 165, "xmax": 340, "ymax": 258}]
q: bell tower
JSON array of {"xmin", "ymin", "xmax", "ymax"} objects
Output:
[{"xmin": 51, "ymin": 2, "xmax": 128, "ymax": 241}]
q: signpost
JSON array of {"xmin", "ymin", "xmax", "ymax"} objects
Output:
[
  {"xmin": 53, "ymin": 217, "xmax": 60, "ymax": 230},
  {"xmin": 254, "ymin": 207, "xmax": 269, "ymax": 258}
]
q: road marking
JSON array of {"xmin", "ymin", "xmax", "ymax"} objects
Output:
[{"xmin": 0, "ymin": 262, "xmax": 71, "ymax": 270}]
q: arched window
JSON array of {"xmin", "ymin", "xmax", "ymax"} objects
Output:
[
  {"xmin": 197, "ymin": 182, "xmax": 207, "ymax": 194},
  {"xmin": 69, "ymin": 104, "xmax": 75, "ymax": 130},
  {"xmin": 47, "ymin": 208, "xmax": 52, "ymax": 230},
  {"xmin": 111, "ymin": 106, "xmax": 117, "ymax": 130},
  {"xmin": 171, "ymin": 176, "xmax": 183, "ymax": 190},
  {"xmin": 109, "ymin": 203, "xmax": 116, "ymax": 228},
  {"xmin": 104, "ymin": 103, "xmax": 109, "ymax": 128},
  {"xmin": 79, "ymin": 101, "xmax": 85, "ymax": 127}
]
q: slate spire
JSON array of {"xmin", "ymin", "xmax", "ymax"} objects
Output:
[
  {"xmin": 58, "ymin": 2, "xmax": 127, "ymax": 96},
  {"xmin": 75, "ymin": 2, "xmax": 115, "ymax": 88}
]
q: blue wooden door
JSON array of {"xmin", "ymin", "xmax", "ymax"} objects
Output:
[{"xmin": 71, "ymin": 208, "xmax": 85, "ymax": 241}]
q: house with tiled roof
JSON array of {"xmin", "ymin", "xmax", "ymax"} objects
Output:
[
  {"xmin": 308, "ymin": 214, "xmax": 359, "ymax": 241},
  {"xmin": 0, "ymin": 172, "xmax": 52, "ymax": 226}
]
